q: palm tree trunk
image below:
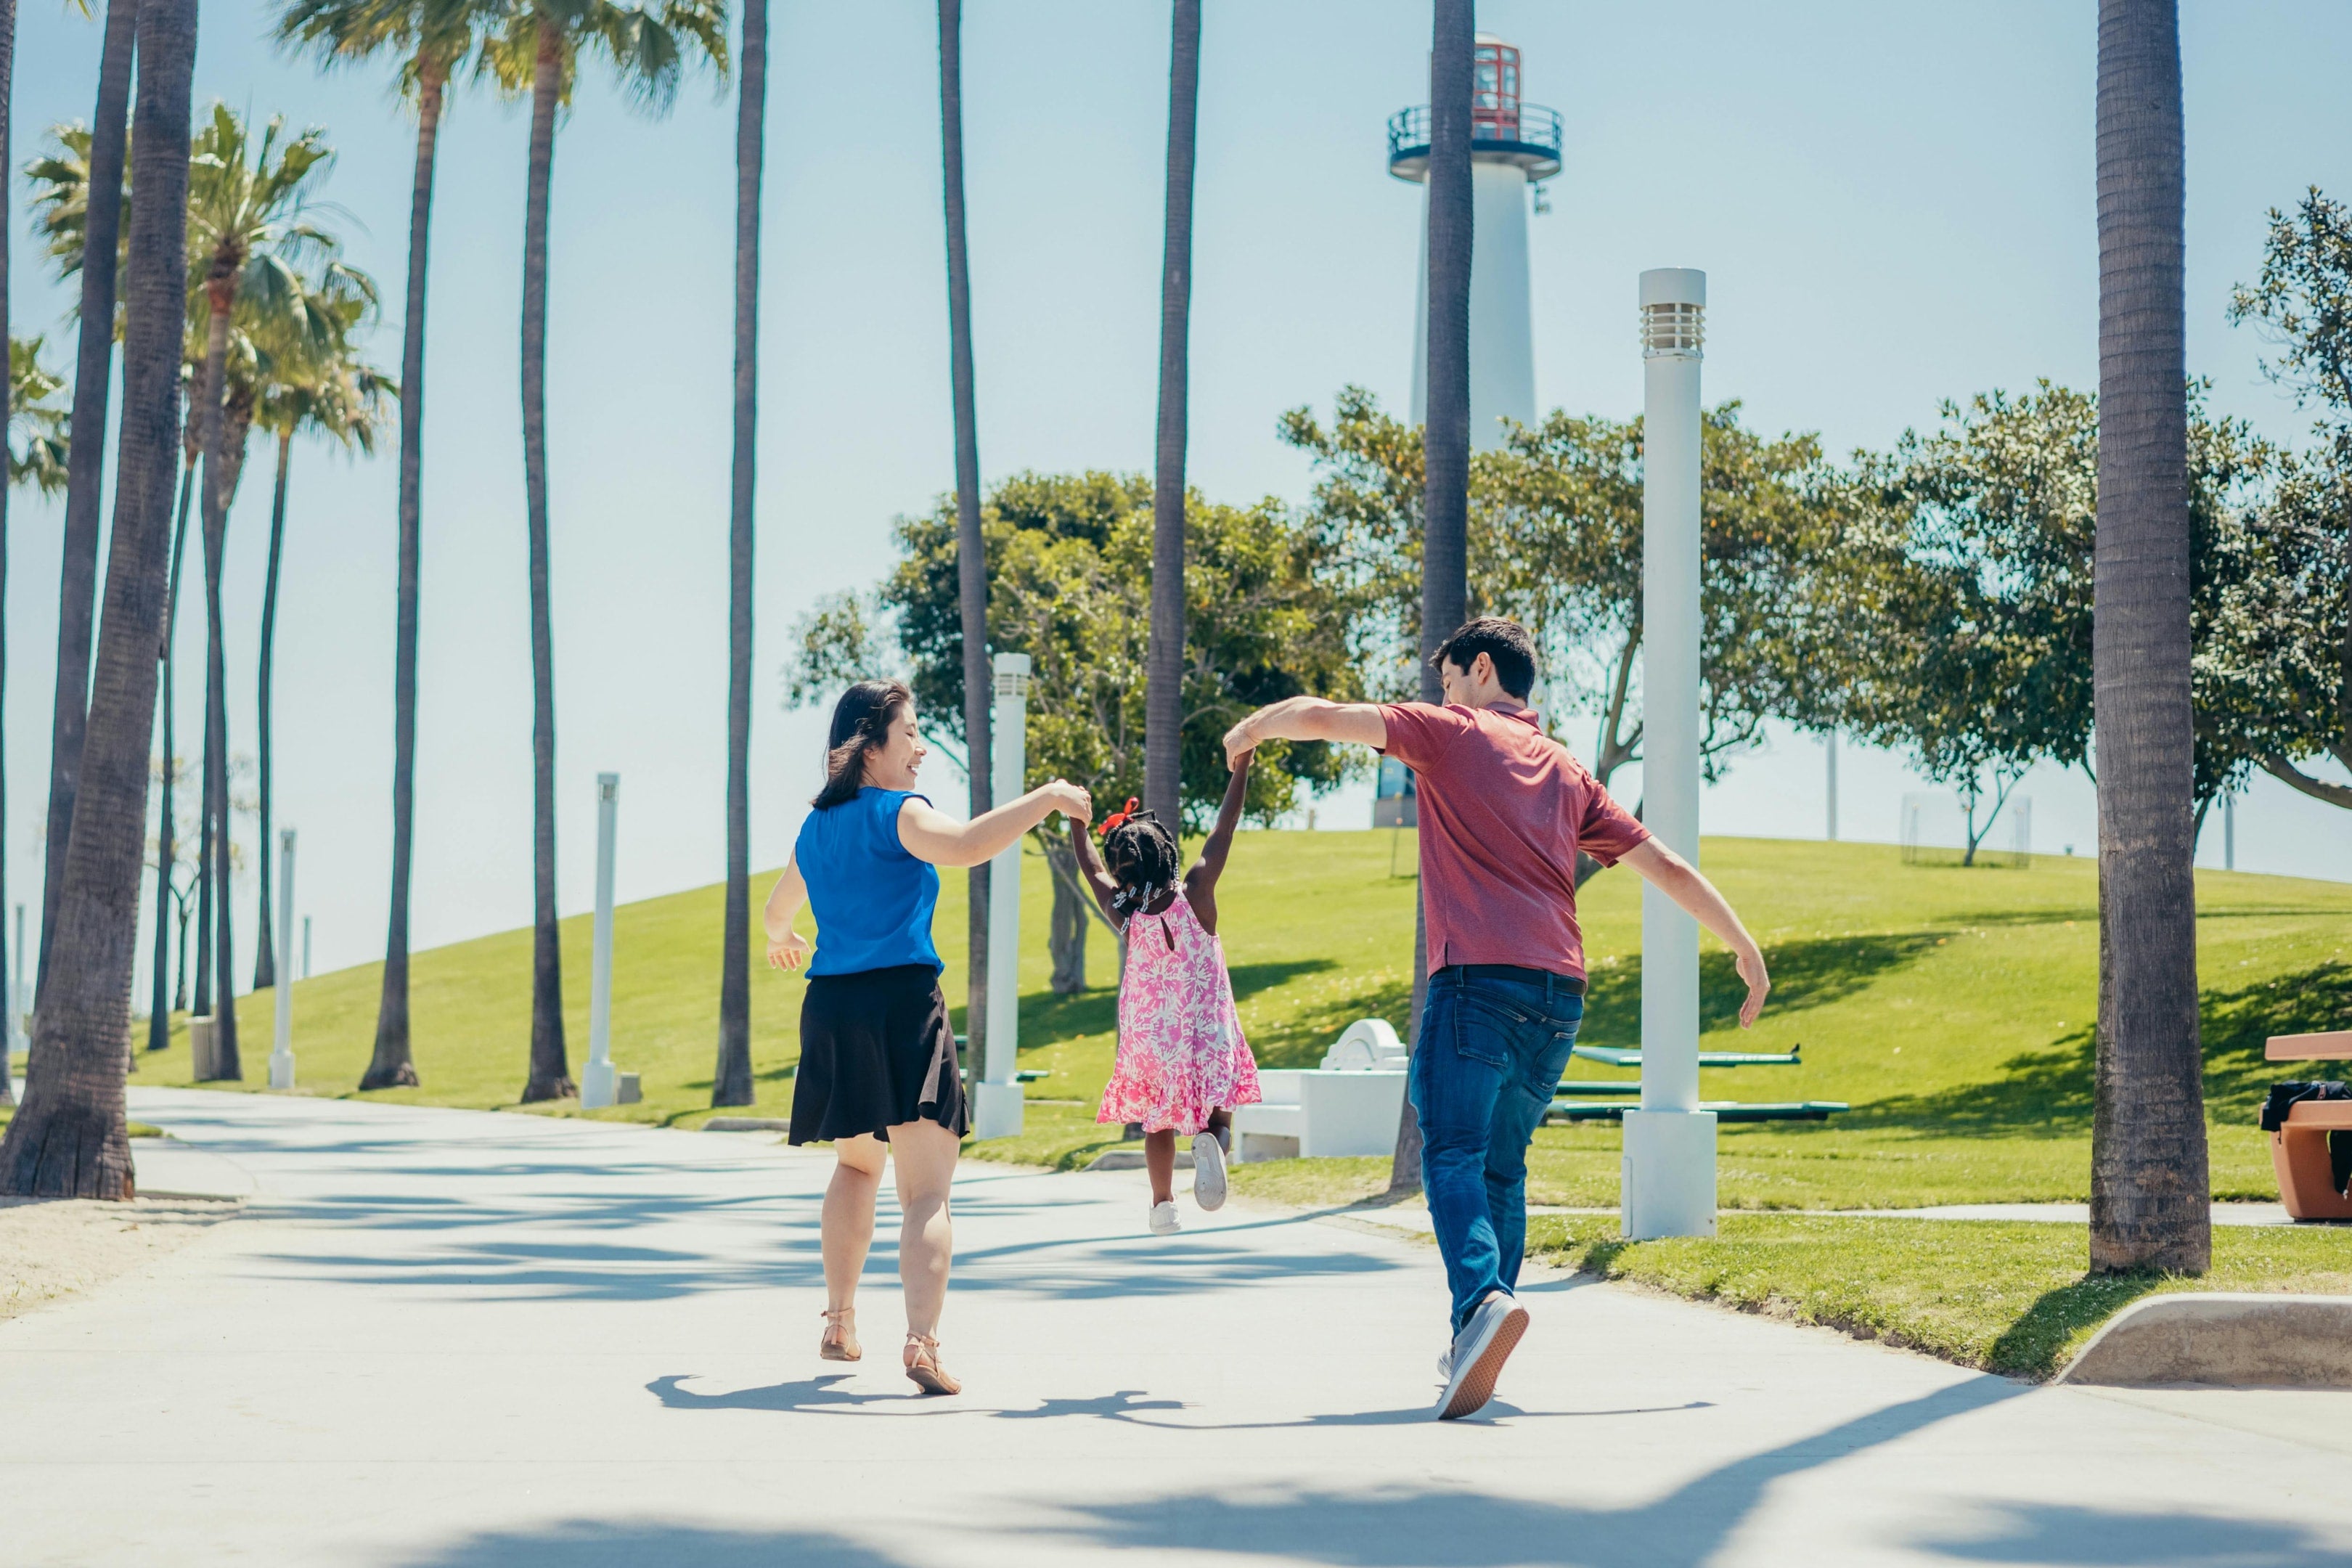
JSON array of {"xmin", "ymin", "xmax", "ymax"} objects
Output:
[
  {"xmin": 192, "ymin": 711, "xmax": 213, "ymax": 1016},
  {"xmin": 2090, "ymin": 0, "xmax": 2207, "ymax": 1275},
  {"xmin": 1144, "ymin": 0, "xmax": 1201, "ymax": 828},
  {"xmin": 1, "ymin": 0, "xmax": 15, "ymax": 1107},
  {"xmin": 711, "ymin": 0, "xmax": 767, "ymax": 1108},
  {"xmin": 0, "ymin": 0, "xmax": 193, "ymax": 1198},
  {"xmin": 1392, "ymin": 0, "xmax": 1476, "ymax": 1196},
  {"xmin": 364, "ymin": 58, "xmax": 446, "ymax": 1093},
  {"xmin": 937, "ymin": 0, "xmax": 990, "ymax": 1066},
  {"xmin": 196, "ymin": 295, "xmax": 240, "ymax": 1082},
  {"xmin": 252, "ymin": 433, "xmax": 290, "ymax": 992},
  {"xmin": 37, "ymin": 0, "xmax": 139, "ymax": 1006},
  {"xmin": 518, "ymin": 24, "xmax": 571, "ymax": 1103},
  {"xmin": 146, "ymin": 450, "xmax": 193, "ymax": 1052}
]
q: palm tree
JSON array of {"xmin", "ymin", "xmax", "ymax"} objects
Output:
[
  {"xmin": 936, "ymin": 0, "xmax": 990, "ymax": 1073},
  {"xmin": 251, "ymin": 301, "xmax": 390, "ymax": 993},
  {"xmin": 2090, "ymin": 0, "xmax": 2208, "ymax": 1275},
  {"xmin": 710, "ymin": 0, "xmax": 766, "ymax": 1108},
  {"xmin": 0, "ymin": 0, "xmax": 197, "ymax": 1200},
  {"xmin": 31, "ymin": 0, "xmax": 136, "ymax": 1008},
  {"xmin": 483, "ymin": 0, "xmax": 727, "ymax": 1103},
  {"xmin": 148, "ymin": 417, "xmax": 197, "ymax": 1053},
  {"xmin": 183, "ymin": 105, "xmax": 350, "ymax": 1082},
  {"xmin": 4, "ymin": 336, "xmax": 72, "ymax": 1106},
  {"xmin": 278, "ymin": 0, "xmax": 495, "ymax": 1095},
  {"xmin": 1, "ymin": 0, "xmax": 14, "ymax": 1096},
  {"xmin": 1391, "ymin": 0, "xmax": 1475, "ymax": 1195},
  {"xmin": 250, "ymin": 293, "xmax": 391, "ymax": 993},
  {"xmin": 1143, "ymin": 0, "xmax": 1201, "ymax": 829}
]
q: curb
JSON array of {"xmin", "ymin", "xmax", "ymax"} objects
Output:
[{"xmin": 2058, "ymin": 1293, "xmax": 2352, "ymax": 1388}]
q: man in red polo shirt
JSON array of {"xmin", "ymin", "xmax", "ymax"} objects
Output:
[{"xmin": 1223, "ymin": 617, "xmax": 1771, "ymax": 1420}]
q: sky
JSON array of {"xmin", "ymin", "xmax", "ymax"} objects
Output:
[{"xmin": 7, "ymin": 1, "xmax": 2351, "ymax": 1000}]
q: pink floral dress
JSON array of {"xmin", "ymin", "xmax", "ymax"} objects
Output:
[{"xmin": 1095, "ymin": 891, "xmax": 1262, "ymax": 1135}]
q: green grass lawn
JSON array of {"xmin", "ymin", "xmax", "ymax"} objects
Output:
[
  {"xmin": 123, "ymin": 832, "xmax": 2350, "ymax": 1212},
  {"xmin": 1527, "ymin": 1212, "xmax": 2352, "ymax": 1379}
]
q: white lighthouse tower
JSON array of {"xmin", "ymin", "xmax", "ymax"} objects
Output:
[{"xmin": 1391, "ymin": 35, "xmax": 1562, "ymax": 449}]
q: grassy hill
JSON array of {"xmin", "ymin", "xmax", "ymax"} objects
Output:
[{"xmin": 127, "ymin": 832, "xmax": 2352, "ymax": 1210}]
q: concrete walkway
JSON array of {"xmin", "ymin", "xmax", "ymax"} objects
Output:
[{"xmin": 0, "ymin": 1088, "xmax": 2344, "ymax": 1567}]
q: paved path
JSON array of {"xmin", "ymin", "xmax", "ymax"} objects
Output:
[{"xmin": 1, "ymin": 1088, "xmax": 2346, "ymax": 1567}]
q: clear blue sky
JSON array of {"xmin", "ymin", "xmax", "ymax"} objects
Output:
[{"xmin": 9, "ymin": 1, "xmax": 2352, "ymax": 988}]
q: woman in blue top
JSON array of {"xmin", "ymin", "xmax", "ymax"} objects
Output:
[{"xmin": 764, "ymin": 679, "xmax": 1090, "ymax": 1396}]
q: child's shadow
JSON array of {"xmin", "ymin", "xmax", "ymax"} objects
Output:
[
  {"xmin": 647, "ymin": 1373, "xmax": 945, "ymax": 1414},
  {"xmin": 988, "ymin": 1389, "xmax": 1188, "ymax": 1423}
]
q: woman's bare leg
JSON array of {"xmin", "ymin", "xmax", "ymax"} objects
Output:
[
  {"xmin": 823, "ymin": 1134, "xmax": 887, "ymax": 1316},
  {"xmin": 1144, "ymin": 1128, "xmax": 1177, "ymax": 1205},
  {"xmin": 886, "ymin": 1119, "xmax": 960, "ymax": 1338}
]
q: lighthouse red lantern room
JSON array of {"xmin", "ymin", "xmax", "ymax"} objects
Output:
[{"xmin": 1473, "ymin": 36, "xmax": 1521, "ymax": 137}]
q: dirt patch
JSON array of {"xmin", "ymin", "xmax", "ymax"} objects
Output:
[{"xmin": 0, "ymin": 1197, "xmax": 238, "ymax": 1323}]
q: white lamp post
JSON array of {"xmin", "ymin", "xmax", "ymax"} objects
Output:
[
  {"xmin": 1825, "ymin": 732, "xmax": 1839, "ymax": 842},
  {"xmin": 581, "ymin": 772, "xmax": 621, "ymax": 1109},
  {"xmin": 1622, "ymin": 266, "xmax": 1718, "ymax": 1241},
  {"xmin": 973, "ymin": 652, "xmax": 1030, "ymax": 1139},
  {"xmin": 269, "ymin": 830, "xmax": 297, "ymax": 1088}
]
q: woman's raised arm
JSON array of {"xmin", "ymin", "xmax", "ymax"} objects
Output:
[{"xmin": 897, "ymin": 781, "xmax": 1093, "ymax": 868}]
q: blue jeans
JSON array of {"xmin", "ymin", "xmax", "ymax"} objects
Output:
[{"xmin": 1410, "ymin": 968, "xmax": 1585, "ymax": 1335}]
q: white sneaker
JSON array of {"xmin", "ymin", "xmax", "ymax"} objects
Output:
[
  {"xmin": 1436, "ymin": 1290, "xmax": 1528, "ymax": 1421},
  {"xmin": 1191, "ymin": 1132, "xmax": 1228, "ymax": 1211},
  {"xmin": 1436, "ymin": 1344, "xmax": 1453, "ymax": 1384},
  {"xmin": 1148, "ymin": 1201, "xmax": 1182, "ymax": 1236}
]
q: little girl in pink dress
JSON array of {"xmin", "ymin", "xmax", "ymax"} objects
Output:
[{"xmin": 1070, "ymin": 752, "xmax": 1263, "ymax": 1235}]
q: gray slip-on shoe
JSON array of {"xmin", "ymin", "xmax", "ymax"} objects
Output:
[
  {"xmin": 1191, "ymin": 1132, "xmax": 1229, "ymax": 1211},
  {"xmin": 1436, "ymin": 1291, "xmax": 1528, "ymax": 1421}
]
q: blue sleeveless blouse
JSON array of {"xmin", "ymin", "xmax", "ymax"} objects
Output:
[{"xmin": 795, "ymin": 788, "xmax": 942, "ymax": 977}]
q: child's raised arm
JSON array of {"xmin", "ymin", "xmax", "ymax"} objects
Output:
[
  {"xmin": 1066, "ymin": 817, "xmax": 1127, "ymax": 929},
  {"xmin": 1183, "ymin": 749, "xmax": 1254, "ymax": 934}
]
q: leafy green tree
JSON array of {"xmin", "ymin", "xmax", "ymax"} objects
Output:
[
  {"xmin": 7, "ymin": 339, "xmax": 70, "ymax": 495},
  {"xmin": 2228, "ymin": 187, "xmax": 2352, "ymax": 809},
  {"xmin": 277, "ymin": 0, "xmax": 504, "ymax": 1094},
  {"xmin": 790, "ymin": 470, "xmax": 1360, "ymax": 991},
  {"xmin": 481, "ymin": 0, "xmax": 727, "ymax": 1103}
]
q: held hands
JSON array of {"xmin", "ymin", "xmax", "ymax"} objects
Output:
[
  {"xmin": 1222, "ymin": 716, "xmax": 1257, "ymax": 770},
  {"xmin": 1042, "ymin": 779, "xmax": 1092, "ymax": 828},
  {"xmin": 767, "ymin": 930, "xmax": 813, "ymax": 972},
  {"xmin": 1733, "ymin": 944, "xmax": 1772, "ymax": 1029}
]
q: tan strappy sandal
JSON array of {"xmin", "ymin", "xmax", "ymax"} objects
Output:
[
  {"xmin": 903, "ymin": 1332, "xmax": 961, "ymax": 1396},
  {"xmin": 819, "ymin": 1306, "xmax": 862, "ymax": 1363}
]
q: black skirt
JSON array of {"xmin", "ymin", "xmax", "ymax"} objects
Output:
[{"xmin": 789, "ymin": 964, "xmax": 968, "ymax": 1145}]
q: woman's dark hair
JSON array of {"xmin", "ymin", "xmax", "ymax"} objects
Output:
[
  {"xmin": 812, "ymin": 679, "xmax": 915, "ymax": 810},
  {"xmin": 1101, "ymin": 809, "xmax": 1180, "ymax": 923}
]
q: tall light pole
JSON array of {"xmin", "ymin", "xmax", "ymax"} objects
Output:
[
  {"xmin": 581, "ymin": 773, "xmax": 621, "ymax": 1109},
  {"xmin": 973, "ymin": 653, "xmax": 1029, "ymax": 1138},
  {"xmin": 269, "ymin": 830, "xmax": 296, "ymax": 1089},
  {"xmin": 1825, "ymin": 732, "xmax": 1839, "ymax": 841},
  {"xmin": 1622, "ymin": 266, "xmax": 1716, "ymax": 1241}
]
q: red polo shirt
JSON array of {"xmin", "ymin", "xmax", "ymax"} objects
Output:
[{"xmin": 1378, "ymin": 701, "xmax": 1649, "ymax": 979}]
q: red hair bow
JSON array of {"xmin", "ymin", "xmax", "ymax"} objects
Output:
[{"xmin": 1096, "ymin": 797, "xmax": 1140, "ymax": 838}]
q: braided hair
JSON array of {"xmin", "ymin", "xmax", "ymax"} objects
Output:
[{"xmin": 1101, "ymin": 808, "xmax": 1180, "ymax": 926}]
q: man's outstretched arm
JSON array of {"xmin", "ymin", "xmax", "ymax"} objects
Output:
[
  {"xmin": 1620, "ymin": 838, "xmax": 1773, "ymax": 1028},
  {"xmin": 1222, "ymin": 697, "xmax": 1388, "ymax": 768}
]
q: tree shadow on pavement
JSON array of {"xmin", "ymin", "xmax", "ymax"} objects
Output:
[
  {"xmin": 1022, "ymin": 1377, "xmax": 2027, "ymax": 1566},
  {"xmin": 398, "ymin": 1522, "xmax": 918, "ymax": 1567},
  {"xmin": 1906, "ymin": 1500, "xmax": 2347, "ymax": 1565}
]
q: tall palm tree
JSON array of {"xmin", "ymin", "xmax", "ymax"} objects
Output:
[
  {"xmin": 251, "ymin": 295, "xmax": 391, "ymax": 992},
  {"xmin": 1143, "ymin": 0, "xmax": 1200, "ymax": 828},
  {"xmin": 2091, "ymin": 0, "xmax": 2208, "ymax": 1275},
  {"xmin": 936, "ymin": 0, "xmax": 989, "ymax": 1070},
  {"xmin": 33, "ymin": 0, "xmax": 136, "ymax": 1008},
  {"xmin": 147, "ymin": 409, "xmax": 197, "ymax": 1053},
  {"xmin": 1391, "ymin": 0, "xmax": 1475, "ymax": 1195},
  {"xmin": 183, "ymin": 105, "xmax": 349, "ymax": 1082},
  {"xmin": 4, "ymin": 337, "xmax": 72, "ymax": 1106},
  {"xmin": 277, "ymin": 0, "xmax": 494, "ymax": 1095},
  {"xmin": 0, "ymin": 0, "xmax": 196, "ymax": 1200},
  {"xmin": 484, "ymin": 0, "xmax": 727, "ymax": 1102},
  {"xmin": 710, "ymin": 0, "xmax": 766, "ymax": 1108},
  {"xmin": 1, "ymin": 0, "xmax": 14, "ymax": 1100}
]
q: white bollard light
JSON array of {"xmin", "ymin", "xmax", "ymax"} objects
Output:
[
  {"xmin": 1622, "ymin": 266, "xmax": 1718, "ymax": 1241},
  {"xmin": 973, "ymin": 653, "xmax": 1031, "ymax": 1139},
  {"xmin": 581, "ymin": 773, "xmax": 621, "ymax": 1109},
  {"xmin": 269, "ymin": 830, "xmax": 298, "ymax": 1088}
]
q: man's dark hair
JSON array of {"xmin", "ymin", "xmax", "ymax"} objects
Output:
[{"xmin": 1431, "ymin": 617, "xmax": 1538, "ymax": 700}]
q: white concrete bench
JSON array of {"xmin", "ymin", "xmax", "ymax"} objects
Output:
[{"xmin": 1231, "ymin": 1019, "xmax": 1409, "ymax": 1162}]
